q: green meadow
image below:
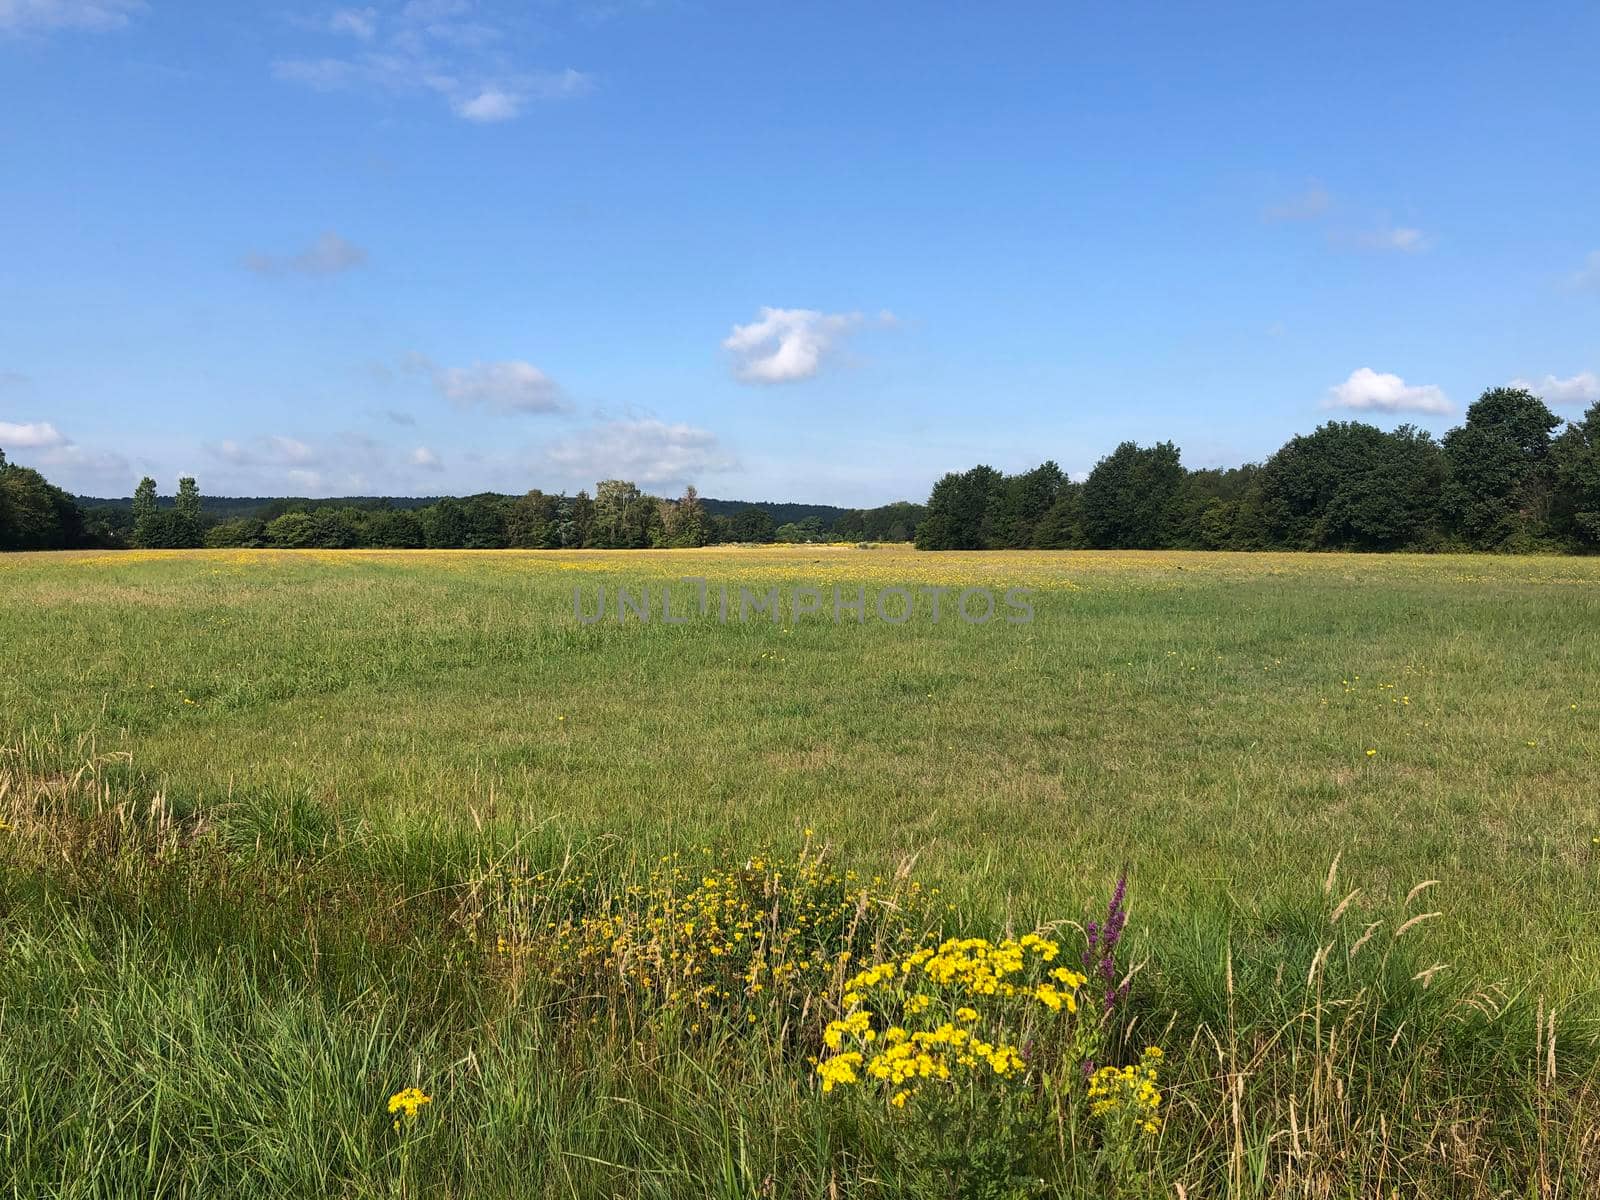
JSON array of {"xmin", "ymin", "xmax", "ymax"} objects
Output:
[{"xmin": 2, "ymin": 546, "xmax": 1598, "ymax": 1197}]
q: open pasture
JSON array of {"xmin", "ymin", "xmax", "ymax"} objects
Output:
[{"xmin": 2, "ymin": 546, "xmax": 1598, "ymax": 1197}]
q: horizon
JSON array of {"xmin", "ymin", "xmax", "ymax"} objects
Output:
[{"xmin": 4, "ymin": 1, "xmax": 1598, "ymax": 506}]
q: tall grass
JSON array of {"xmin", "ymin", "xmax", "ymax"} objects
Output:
[{"xmin": 2, "ymin": 741, "xmax": 1595, "ymax": 1197}]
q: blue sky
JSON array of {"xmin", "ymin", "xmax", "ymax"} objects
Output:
[{"xmin": 2, "ymin": 0, "xmax": 1597, "ymax": 505}]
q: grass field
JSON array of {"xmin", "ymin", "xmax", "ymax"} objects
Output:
[{"xmin": 3, "ymin": 546, "xmax": 1598, "ymax": 1197}]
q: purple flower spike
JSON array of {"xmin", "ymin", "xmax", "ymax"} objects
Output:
[{"xmin": 1087, "ymin": 871, "xmax": 1130, "ymax": 1014}]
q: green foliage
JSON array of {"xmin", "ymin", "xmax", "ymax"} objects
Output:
[
  {"xmin": 662, "ymin": 485, "xmax": 711, "ymax": 547},
  {"xmin": 507, "ymin": 490, "xmax": 562, "ymax": 549},
  {"xmin": 1254, "ymin": 422, "xmax": 1444, "ymax": 551},
  {"xmin": 204, "ymin": 517, "xmax": 267, "ymax": 548},
  {"xmin": 264, "ymin": 511, "xmax": 318, "ymax": 548},
  {"xmin": 916, "ymin": 465, "xmax": 1006, "ymax": 549},
  {"xmin": 130, "ymin": 476, "xmax": 159, "ymax": 547},
  {"xmin": 1442, "ymin": 387, "xmax": 1561, "ymax": 550},
  {"xmin": 0, "ymin": 454, "xmax": 87, "ymax": 550},
  {"xmin": 773, "ymin": 516, "xmax": 829, "ymax": 543},
  {"xmin": 1080, "ymin": 441, "xmax": 1185, "ymax": 549},
  {"xmin": 172, "ymin": 476, "xmax": 204, "ymax": 548},
  {"xmin": 728, "ymin": 505, "xmax": 777, "ymax": 543},
  {"xmin": 1550, "ymin": 402, "xmax": 1600, "ymax": 550},
  {"xmin": 909, "ymin": 383, "xmax": 1600, "ymax": 554}
]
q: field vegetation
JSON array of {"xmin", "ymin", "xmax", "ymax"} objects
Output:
[{"xmin": 2, "ymin": 545, "xmax": 1598, "ymax": 1197}]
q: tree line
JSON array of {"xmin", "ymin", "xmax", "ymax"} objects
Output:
[
  {"xmin": 915, "ymin": 388, "xmax": 1600, "ymax": 553},
  {"xmin": 7, "ymin": 385, "xmax": 1599, "ymax": 554},
  {"xmin": 0, "ymin": 460, "xmax": 926, "ymax": 552}
]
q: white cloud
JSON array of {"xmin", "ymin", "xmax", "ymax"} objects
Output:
[
  {"xmin": 410, "ymin": 445, "xmax": 443, "ymax": 469},
  {"xmin": 0, "ymin": 0, "xmax": 141, "ymax": 34},
  {"xmin": 423, "ymin": 358, "xmax": 566, "ymax": 413},
  {"xmin": 207, "ymin": 435, "xmax": 322, "ymax": 469},
  {"xmin": 328, "ymin": 6, "xmax": 378, "ymax": 38},
  {"xmin": 1571, "ymin": 251, "xmax": 1600, "ymax": 292},
  {"xmin": 273, "ymin": 3, "xmax": 592, "ymax": 122},
  {"xmin": 1264, "ymin": 183, "xmax": 1330, "ymax": 222},
  {"xmin": 1325, "ymin": 367, "xmax": 1451, "ymax": 415},
  {"xmin": 722, "ymin": 306, "xmax": 895, "ymax": 384},
  {"xmin": 245, "ymin": 231, "xmax": 368, "ymax": 276},
  {"xmin": 547, "ymin": 418, "xmax": 735, "ymax": 486},
  {"xmin": 1510, "ymin": 372, "xmax": 1600, "ymax": 408},
  {"xmin": 0, "ymin": 420, "xmax": 129, "ymax": 489},
  {"xmin": 454, "ymin": 87, "xmax": 519, "ymax": 122},
  {"xmin": 0, "ymin": 420, "xmax": 67, "ymax": 448},
  {"xmin": 1357, "ymin": 226, "xmax": 1430, "ymax": 253}
]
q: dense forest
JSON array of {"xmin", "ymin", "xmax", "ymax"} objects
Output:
[
  {"xmin": 918, "ymin": 389, "xmax": 1600, "ymax": 553},
  {"xmin": 5, "ymin": 387, "xmax": 1598, "ymax": 554}
]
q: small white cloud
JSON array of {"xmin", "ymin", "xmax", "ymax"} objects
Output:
[
  {"xmin": 273, "ymin": 5, "xmax": 592, "ymax": 122},
  {"xmin": 722, "ymin": 306, "xmax": 895, "ymax": 384},
  {"xmin": 1510, "ymin": 372, "xmax": 1600, "ymax": 407},
  {"xmin": 410, "ymin": 445, "xmax": 443, "ymax": 469},
  {"xmin": 206, "ymin": 435, "xmax": 321, "ymax": 468},
  {"xmin": 1357, "ymin": 226, "xmax": 1430, "ymax": 253},
  {"xmin": 422, "ymin": 357, "xmax": 565, "ymax": 413},
  {"xmin": 528, "ymin": 67, "xmax": 593, "ymax": 99},
  {"xmin": 1264, "ymin": 183, "xmax": 1331, "ymax": 222},
  {"xmin": 267, "ymin": 435, "xmax": 319, "ymax": 463},
  {"xmin": 1325, "ymin": 367, "xmax": 1451, "ymax": 415},
  {"xmin": 1571, "ymin": 251, "xmax": 1600, "ymax": 292},
  {"xmin": 454, "ymin": 87, "xmax": 519, "ymax": 122},
  {"xmin": 0, "ymin": 0, "xmax": 142, "ymax": 34},
  {"xmin": 328, "ymin": 6, "xmax": 377, "ymax": 39},
  {"xmin": 287, "ymin": 468, "xmax": 324, "ymax": 492},
  {"xmin": 0, "ymin": 420, "xmax": 67, "ymax": 448},
  {"xmin": 547, "ymin": 418, "xmax": 735, "ymax": 486},
  {"xmin": 245, "ymin": 230, "xmax": 368, "ymax": 276}
]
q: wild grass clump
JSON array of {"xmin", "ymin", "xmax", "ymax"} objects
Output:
[
  {"xmin": 462, "ymin": 841, "xmax": 944, "ymax": 1039},
  {"xmin": 2, "ymin": 745, "xmax": 1598, "ymax": 1197}
]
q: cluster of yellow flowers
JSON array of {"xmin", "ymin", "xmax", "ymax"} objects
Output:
[
  {"xmin": 473, "ymin": 848, "xmax": 938, "ymax": 1026},
  {"xmin": 387, "ymin": 1087, "xmax": 432, "ymax": 1131},
  {"xmin": 1087, "ymin": 1046, "xmax": 1164, "ymax": 1135},
  {"xmin": 817, "ymin": 933, "xmax": 1089, "ymax": 1107}
]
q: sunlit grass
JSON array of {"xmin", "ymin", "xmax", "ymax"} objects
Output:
[{"xmin": 2, "ymin": 545, "xmax": 1598, "ymax": 1195}]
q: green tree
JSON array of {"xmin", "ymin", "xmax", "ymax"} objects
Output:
[
  {"xmin": 0, "ymin": 456, "xmax": 86, "ymax": 550},
  {"xmin": 459, "ymin": 494, "xmax": 511, "ymax": 548},
  {"xmin": 1080, "ymin": 442, "xmax": 1185, "ymax": 548},
  {"xmin": 1442, "ymin": 387, "xmax": 1561, "ymax": 549},
  {"xmin": 507, "ymin": 490, "xmax": 562, "ymax": 549},
  {"xmin": 915, "ymin": 465, "xmax": 1004, "ymax": 550},
  {"xmin": 563, "ymin": 490, "xmax": 595, "ymax": 548},
  {"xmin": 991, "ymin": 462, "xmax": 1063, "ymax": 548},
  {"xmin": 173, "ymin": 476, "xmax": 204, "ymax": 548},
  {"xmin": 1551, "ymin": 402, "xmax": 1600, "ymax": 550},
  {"xmin": 592, "ymin": 479, "xmax": 649, "ymax": 548},
  {"xmin": 421, "ymin": 498, "xmax": 471, "ymax": 548},
  {"xmin": 729, "ymin": 506, "xmax": 776, "ymax": 543},
  {"xmin": 264, "ymin": 511, "xmax": 318, "ymax": 548},
  {"xmin": 1032, "ymin": 483, "xmax": 1084, "ymax": 549},
  {"xmin": 1253, "ymin": 422, "xmax": 1443, "ymax": 551},
  {"xmin": 663, "ymin": 485, "xmax": 710, "ymax": 547},
  {"xmin": 774, "ymin": 516, "xmax": 827, "ymax": 543},
  {"xmin": 204, "ymin": 518, "xmax": 266, "ymax": 548},
  {"xmin": 366, "ymin": 509, "xmax": 426, "ymax": 549},
  {"xmin": 131, "ymin": 476, "xmax": 160, "ymax": 548}
]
